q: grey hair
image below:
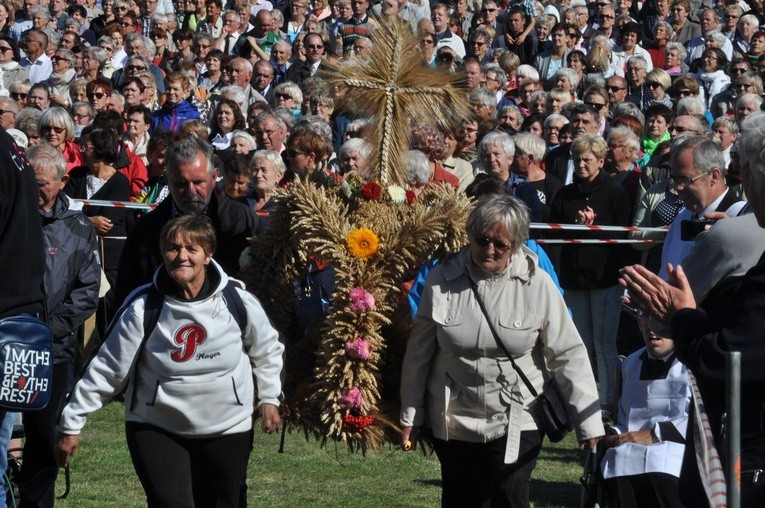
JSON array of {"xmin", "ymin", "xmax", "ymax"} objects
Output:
[
  {"xmin": 676, "ymin": 96, "xmax": 706, "ymax": 116},
  {"xmin": 478, "ymin": 131, "xmax": 515, "ymax": 158},
  {"xmin": 86, "ymin": 46, "xmax": 108, "ymax": 67},
  {"xmin": 55, "ymin": 48, "xmax": 76, "ymax": 67},
  {"xmin": 272, "ymin": 107, "xmax": 296, "ymax": 131},
  {"xmin": 737, "ymin": 71, "xmax": 764, "ymax": 95},
  {"xmin": 231, "ymin": 130, "xmax": 256, "ymax": 150},
  {"xmin": 665, "ymin": 41, "xmax": 687, "ymax": 61},
  {"xmin": 737, "ymin": 93, "xmax": 764, "ymax": 110},
  {"xmin": 274, "ymin": 82, "xmax": 303, "ymax": 105},
  {"xmin": 626, "ymin": 55, "xmax": 648, "ymax": 70},
  {"xmin": 582, "ymin": 73, "xmax": 605, "ymax": 90},
  {"xmin": 339, "ymin": 137, "xmax": 372, "ymax": 161},
  {"xmin": 483, "ymin": 63, "xmax": 507, "ymax": 88},
  {"xmin": 64, "ymin": 18, "xmax": 81, "ymax": 31},
  {"xmin": 671, "ymin": 135, "xmax": 725, "ymax": 175},
  {"xmin": 231, "ymin": 57, "xmax": 253, "ymax": 73},
  {"xmin": 738, "ymin": 112, "xmax": 765, "ymax": 190},
  {"xmin": 544, "ymin": 113, "xmax": 569, "ymax": 128},
  {"xmin": 469, "ymin": 86, "xmax": 497, "ymax": 109},
  {"xmin": 251, "ymin": 149, "xmax": 287, "ymax": 176},
  {"xmin": 72, "ymin": 101, "xmax": 93, "ymax": 119},
  {"xmin": 512, "ymin": 132, "xmax": 547, "ymax": 161},
  {"xmin": 739, "ymin": 13, "xmax": 759, "ymax": 30},
  {"xmin": 612, "ymin": 102, "xmax": 645, "ymax": 125},
  {"xmin": 706, "ymin": 30, "xmax": 727, "ymax": 47},
  {"xmin": 153, "ymin": 13, "xmax": 169, "ymax": 24},
  {"xmin": 712, "ymin": 116, "xmax": 739, "ymax": 136},
  {"xmin": 97, "ymin": 35, "xmax": 115, "ymax": 48},
  {"xmin": 255, "ymin": 111, "xmax": 288, "ymax": 131},
  {"xmin": 220, "ymin": 85, "xmax": 247, "ymax": 106},
  {"xmin": 166, "ymin": 136, "xmax": 215, "ymax": 177},
  {"xmin": 607, "ymin": 126, "xmax": 640, "ymax": 161},
  {"xmin": 27, "ymin": 143, "xmax": 66, "ymax": 179},
  {"xmin": 141, "ymin": 36, "xmax": 155, "ymax": 58},
  {"xmin": 30, "ymin": 5, "xmax": 51, "ymax": 21},
  {"xmin": 272, "ymin": 40, "xmax": 291, "ymax": 54},
  {"xmin": 405, "ymin": 150, "xmax": 431, "ymax": 186},
  {"xmin": 124, "ymin": 33, "xmax": 144, "ymax": 49},
  {"xmin": 39, "ymin": 107, "xmax": 75, "ymax": 142},
  {"xmin": 654, "ymin": 21, "xmax": 674, "ymax": 39},
  {"xmin": 515, "ymin": 64, "xmax": 539, "ymax": 82},
  {"xmin": 467, "ymin": 194, "xmax": 530, "ymax": 253},
  {"xmin": 294, "ymin": 115, "xmax": 332, "ymax": 140},
  {"xmin": 110, "ymin": 91, "xmax": 125, "ymax": 107},
  {"xmin": 554, "ymin": 67, "xmax": 579, "ymax": 89},
  {"xmin": 591, "ymin": 34, "xmax": 614, "ymax": 50}
]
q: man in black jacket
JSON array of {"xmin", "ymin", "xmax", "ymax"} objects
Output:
[
  {"xmin": 20, "ymin": 144, "xmax": 100, "ymax": 508},
  {"xmin": 544, "ymin": 103, "xmax": 600, "ymax": 185},
  {"xmin": 115, "ymin": 137, "xmax": 263, "ymax": 306}
]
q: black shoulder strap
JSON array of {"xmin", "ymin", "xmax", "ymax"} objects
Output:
[
  {"xmin": 130, "ymin": 285, "xmax": 164, "ymax": 411},
  {"xmin": 222, "ymin": 280, "xmax": 247, "ymax": 336},
  {"xmin": 468, "ymin": 276, "xmax": 540, "ymax": 398}
]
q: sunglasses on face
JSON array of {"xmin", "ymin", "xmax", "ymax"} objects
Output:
[
  {"xmin": 11, "ymin": 92, "xmax": 27, "ymax": 99},
  {"xmin": 42, "ymin": 125, "xmax": 65, "ymax": 134},
  {"xmin": 474, "ymin": 236, "xmax": 510, "ymax": 250},
  {"xmin": 88, "ymin": 92, "xmax": 106, "ymax": 99},
  {"xmin": 126, "ymin": 64, "xmax": 146, "ymax": 71}
]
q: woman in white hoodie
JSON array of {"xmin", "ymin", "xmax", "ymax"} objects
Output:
[{"xmin": 54, "ymin": 214, "xmax": 284, "ymax": 507}]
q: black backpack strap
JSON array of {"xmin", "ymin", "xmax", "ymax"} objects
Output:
[
  {"xmin": 130, "ymin": 285, "xmax": 164, "ymax": 411},
  {"xmin": 222, "ymin": 280, "xmax": 247, "ymax": 335}
]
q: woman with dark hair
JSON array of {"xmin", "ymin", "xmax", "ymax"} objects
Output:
[
  {"xmin": 642, "ymin": 103, "xmax": 673, "ymax": 157},
  {"xmin": 521, "ymin": 113, "xmax": 544, "ymax": 137},
  {"xmin": 695, "ymin": 47, "xmax": 729, "ymax": 110},
  {"xmin": 0, "ymin": 35, "xmax": 28, "ymax": 90},
  {"xmin": 208, "ymin": 98, "xmax": 245, "ymax": 151},
  {"xmin": 121, "ymin": 76, "xmax": 145, "ymax": 107},
  {"xmin": 63, "ymin": 127, "xmax": 131, "ymax": 321},
  {"xmin": 149, "ymin": 26, "xmax": 171, "ymax": 72},
  {"xmin": 285, "ymin": 127, "xmax": 333, "ymax": 179}
]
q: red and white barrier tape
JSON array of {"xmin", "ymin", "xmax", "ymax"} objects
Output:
[
  {"xmin": 74, "ymin": 199, "xmax": 156, "ymax": 210},
  {"xmin": 531, "ymin": 223, "xmax": 667, "ymax": 233},
  {"xmin": 535, "ymin": 239, "xmax": 659, "ymax": 244}
]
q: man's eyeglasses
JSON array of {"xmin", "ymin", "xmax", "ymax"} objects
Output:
[
  {"xmin": 474, "ymin": 236, "xmax": 510, "ymax": 251},
  {"xmin": 669, "ymin": 171, "xmax": 710, "ymax": 188},
  {"xmin": 606, "ymin": 85, "xmax": 625, "ymax": 92},
  {"xmin": 0, "ymin": 46, "xmax": 12, "ymax": 53},
  {"xmin": 585, "ymin": 101, "xmax": 606, "ymax": 110},
  {"xmin": 126, "ymin": 64, "xmax": 146, "ymax": 71}
]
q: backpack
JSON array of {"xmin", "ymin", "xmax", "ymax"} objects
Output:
[{"xmin": 0, "ymin": 315, "xmax": 53, "ymax": 411}]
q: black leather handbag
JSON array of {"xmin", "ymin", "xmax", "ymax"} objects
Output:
[{"xmin": 469, "ymin": 278, "xmax": 573, "ymax": 442}]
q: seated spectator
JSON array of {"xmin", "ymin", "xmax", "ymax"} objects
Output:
[
  {"xmin": 38, "ymin": 107, "xmax": 82, "ymax": 173},
  {"xmin": 600, "ymin": 315, "xmax": 691, "ymax": 508},
  {"xmin": 663, "ymin": 42, "xmax": 688, "ymax": 75},
  {"xmin": 337, "ymin": 137, "xmax": 372, "ymax": 178}
]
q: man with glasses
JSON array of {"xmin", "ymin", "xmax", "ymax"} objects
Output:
[
  {"xmin": 20, "ymin": 29, "xmax": 52, "ymax": 84},
  {"xmin": 110, "ymin": 34, "xmax": 165, "ymax": 93},
  {"xmin": 606, "ymin": 75, "xmax": 628, "ymax": 111},
  {"xmin": 254, "ymin": 112, "xmax": 288, "ymax": 152},
  {"xmin": 286, "ymin": 32, "xmax": 327, "ymax": 84},
  {"xmin": 596, "ymin": 4, "xmax": 618, "ymax": 44},
  {"xmin": 658, "ymin": 135, "xmax": 746, "ymax": 280},
  {"xmin": 432, "ymin": 3, "xmax": 465, "ymax": 59}
]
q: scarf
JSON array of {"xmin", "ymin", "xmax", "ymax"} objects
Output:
[
  {"xmin": 0, "ymin": 61, "xmax": 19, "ymax": 72},
  {"xmin": 46, "ymin": 68, "xmax": 75, "ymax": 87},
  {"xmin": 642, "ymin": 130, "xmax": 671, "ymax": 156}
]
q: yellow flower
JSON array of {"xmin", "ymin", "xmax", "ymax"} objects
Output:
[{"xmin": 346, "ymin": 228, "xmax": 380, "ymax": 260}]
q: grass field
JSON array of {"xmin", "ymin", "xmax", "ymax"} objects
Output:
[{"xmin": 51, "ymin": 402, "xmax": 586, "ymax": 507}]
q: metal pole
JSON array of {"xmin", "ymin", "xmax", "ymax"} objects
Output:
[{"xmin": 727, "ymin": 351, "xmax": 741, "ymax": 508}]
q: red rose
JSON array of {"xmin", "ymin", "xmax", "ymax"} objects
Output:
[
  {"xmin": 361, "ymin": 182, "xmax": 383, "ymax": 201},
  {"xmin": 405, "ymin": 190, "xmax": 417, "ymax": 204}
]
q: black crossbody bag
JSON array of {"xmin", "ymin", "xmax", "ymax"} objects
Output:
[{"xmin": 468, "ymin": 277, "xmax": 573, "ymax": 442}]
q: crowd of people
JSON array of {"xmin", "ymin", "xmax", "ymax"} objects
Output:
[{"xmin": 0, "ymin": 0, "xmax": 764, "ymax": 505}]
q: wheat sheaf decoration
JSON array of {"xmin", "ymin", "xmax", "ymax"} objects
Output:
[{"xmin": 243, "ymin": 18, "xmax": 472, "ymax": 451}]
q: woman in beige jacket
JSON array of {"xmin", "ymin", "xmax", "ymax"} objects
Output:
[{"xmin": 400, "ymin": 194, "xmax": 604, "ymax": 507}]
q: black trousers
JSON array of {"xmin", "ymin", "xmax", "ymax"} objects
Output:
[
  {"xmin": 605, "ymin": 472, "xmax": 686, "ymax": 508},
  {"xmin": 433, "ymin": 431, "xmax": 543, "ymax": 508},
  {"xmin": 19, "ymin": 363, "xmax": 73, "ymax": 508},
  {"xmin": 125, "ymin": 422, "xmax": 253, "ymax": 508}
]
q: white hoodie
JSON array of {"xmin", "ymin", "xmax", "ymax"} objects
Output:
[{"xmin": 58, "ymin": 260, "xmax": 284, "ymax": 437}]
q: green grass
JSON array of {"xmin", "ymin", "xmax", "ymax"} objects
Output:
[{"xmin": 52, "ymin": 403, "xmax": 585, "ymax": 507}]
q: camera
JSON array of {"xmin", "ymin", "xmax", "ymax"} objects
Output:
[{"xmin": 680, "ymin": 218, "xmax": 715, "ymax": 241}]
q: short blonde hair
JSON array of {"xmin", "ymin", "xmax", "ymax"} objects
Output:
[
  {"xmin": 572, "ymin": 133, "xmax": 607, "ymax": 160},
  {"xmin": 645, "ymin": 68, "xmax": 671, "ymax": 90}
]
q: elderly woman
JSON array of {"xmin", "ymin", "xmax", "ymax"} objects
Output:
[
  {"xmin": 513, "ymin": 132, "xmax": 561, "ymax": 222},
  {"xmin": 606, "ymin": 125, "xmax": 642, "ymax": 208},
  {"xmin": 55, "ymin": 214, "xmax": 284, "ymax": 507},
  {"xmin": 543, "ymin": 113, "xmax": 568, "ymax": 148},
  {"xmin": 230, "ymin": 130, "xmax": 257, "ymax": 156},
  {"xmin": 410, "ymin": 124, "xmax": 459, "ymax": 189},
  {"xmin": 736, "ymin": 93, "xmax": 763, "ymax": 125},
  {"xmin": 124, "ymin": 105, "xmax": 151, "ymax": 164},
  {"xmin": 498, "ymin": 105, "xmax": 523, "ymax": 134},
  {"xmin": 0, "ymin": 35, "xmax": 28, "ymax": 90},
  {"xmin": 208, "ymin": 98, "xmax": 246, "ymax": 151},
  {"xmin": 80, "ymin": 46, "xmax": 107, "ymax": 82},
  {"xmin": 251, "ymin": 150, "xmax": 286, "ymax": 228},
  {"xmin": 644, "ymin": 68, "xmax": 672, "ymax": 108},
  {"xmin": 548, "ymin": 134, "xmax": 631, "ymax": 413},
  {"xmin": 41, "ymin": 48, "xmax": 77, "ymax": 108},
  {"xmin": 669, "ymin": 0, "xmax": 700, "ymax": 44},
  {"xmin": 274, "ymin": 82, "xmax": 303, "ymax": 117},
  {"xmin": 39, "ymin": 107, "xmax": 82, "ymax": 172},
  {"xmin": 136, "ymin": 71, "xmax": 159, "ymax": 111},
  {"xmin": 151, "ymin": 72, "xmax": 202, "ymax": 134},
  {"xmin": 554, "ymin": 67, "xmax": 579, "ymax": 98},
  {"xmin": 337, "ymin": 137, "xmax": 371, "ymax": 177},
  {"xmin": 618, "ymin": 116, "xmax": 765, "ymax": 507},
  {"xmin": 477, "ymin": 131, "xmax": 542, "ymax": 222},
  {"xmin": 68, "ymin": 78, "xmax": 88, "ymax": 105},
  {"xmin": 400, "ymin": 193, "xmax": 603, "ymax": 507},
  {"xmin": 86, "ymin": 77, "xmax": 112, "ymax": 113}
]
